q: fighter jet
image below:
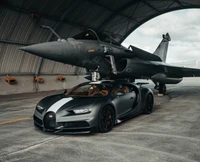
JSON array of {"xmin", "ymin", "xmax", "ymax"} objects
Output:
[{"xmin": 20, "ymin": 26, "xmax": 200, "ymax": 94}]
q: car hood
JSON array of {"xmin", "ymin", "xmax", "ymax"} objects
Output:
[
  {"xmin": 38, "ymin": 95, "xmax": 105, "ymax": 113},
  {"xmin": 37, "ymin": 94, "xmax": 64, "ymax": 110},
  {"xmin": 57, "ymin": 97, "xmax": 104, "ymax": 112}
]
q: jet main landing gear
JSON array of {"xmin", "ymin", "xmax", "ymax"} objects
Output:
[
  {"xmin": 153, "ymin": 81, "xmax": 166, "ymax": 96},
  {"xmin": 158, "ymin": 83, "xmax": 166, "ymax": 96}
]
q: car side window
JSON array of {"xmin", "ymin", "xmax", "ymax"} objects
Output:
[
  {"xmin": 122, "ymin": 85, "xmax": 130, "ymax": 94},
  {"xmin": 113, "ymin": 84, "xmax": 121, "ymax": 95},
  {"xmin": 113, "ymin": 84, "xmax": 130, "ymax": 95},
  {"xmin": 129, "ymin": 85, "xmax": 138, "ymax": 94}
]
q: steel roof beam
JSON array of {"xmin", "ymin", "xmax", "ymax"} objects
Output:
[
  {"xmin": 142, "ymin": 1, "xmax": 161, "ymax": 14},
  {"xmin": 1, "ymin": 3, "xmax": 124, "ymax": 40},
  {"xmin": 99, "ymin": 0, "xmax": 141, "ymax": 31},
  {"xmin": 174, "ymin": 0, "xmax": 184, "ymax": 8},
  {"xmin": 0, "ymin": 4, "xmax": 89, "ymax": 32},
  {"xmin": 88, "ymin": 0, "xmax": 140, "ymax": 25}
]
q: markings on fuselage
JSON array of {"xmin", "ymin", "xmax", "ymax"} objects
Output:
[{"xmin": 88, "ymin": 49, "xmax": 95, "ymax": 52}]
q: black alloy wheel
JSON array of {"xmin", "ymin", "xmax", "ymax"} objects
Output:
[
  {"xmin": 144, "ymin": 94, "xmax": 154, "ymax": 114},
  {"xmin": 99, "ymin": 105, "xmax": 115, "ymax": 133}
]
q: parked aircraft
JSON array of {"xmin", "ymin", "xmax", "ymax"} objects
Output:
[{"xmin": 20, "ymin": 26, "xmax": 200, "ymax": 94}]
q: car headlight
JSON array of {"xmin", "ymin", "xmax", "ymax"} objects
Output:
[
  {"xmin": 73, "ymin": 108, "xmax": 92, "ymax": 114},
  {"xmin": 36, "ymin": 105, "xmax": 44, "ymax": 111}
]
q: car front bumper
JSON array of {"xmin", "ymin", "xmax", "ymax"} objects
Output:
[{"xmin": 33, "ymin": 111, "xmax": 98, "ymax": 134}]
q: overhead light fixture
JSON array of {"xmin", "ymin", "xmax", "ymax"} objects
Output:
[{"xmin": 30, "ymin": 13, "xmax": 40, "ymax": 20}]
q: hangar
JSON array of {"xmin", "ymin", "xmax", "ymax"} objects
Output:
[
  {"xmin": 1, "ymin": 1, "xmax": 200, "ymax": 162},
  {"xmin": 0, "ymin": 0, "xmax": 200, "ymax": 95}
]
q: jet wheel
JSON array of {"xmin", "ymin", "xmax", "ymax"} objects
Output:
[
  {"xmin": 159, "ymin": 84, "xmax": 166, "ymax": 94},
  {"xmin": 163, "ymin": 85, "xmax": 166, "ymax": 93},
  {"xmin": 98, "ymin": 105, "xmax": 115, "ymax": 133}
]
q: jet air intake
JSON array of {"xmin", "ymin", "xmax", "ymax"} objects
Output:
[
  {"xmin": 116, "ymin": 58, "xmax": 127, "ymax": 72},
  {"xmin": 115, "ymin": 58, "xmax": 156, "ymax": 77}
]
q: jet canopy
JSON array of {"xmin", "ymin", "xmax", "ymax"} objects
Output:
[
  {"xmin": 73, "ymin": 29, "xmax": 99, "ymax": 41},
  {"xmin": 73, "ymin": 29, "xmax": 119, "ymax": 45}
]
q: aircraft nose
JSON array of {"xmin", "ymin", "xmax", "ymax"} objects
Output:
[
  {"xmin": 20, "ymin": 41, "xmax": 64, "ymax": 57},
  {"xmin": 19, "ymin": 41, "xmax": 73, "ymax": 63}
]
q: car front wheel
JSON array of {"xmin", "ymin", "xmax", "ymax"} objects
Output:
[{"xmin": 98, "ymin": 105, "xmax": 115, "ymax": 133}]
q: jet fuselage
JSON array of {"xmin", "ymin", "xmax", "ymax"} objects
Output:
[{"xmin": 21, "ymin": 38, "xmax": 180, "ymax": 83}]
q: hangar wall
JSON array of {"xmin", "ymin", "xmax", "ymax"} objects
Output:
[
  {"xmin": 0, "ymin": 8, "xmax": 87, "ymax": 95},
  {"xmin": 0, "ymin": 75, "xmax": 87, "ymax": 95},
  {"xmin": 0, "ymin": 8, "xmax": 85, "ymax": 75}
]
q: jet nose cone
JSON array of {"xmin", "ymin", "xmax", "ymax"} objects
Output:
[
  {"xmin": 19, "ymin": 46, "xmax": 26, "ymax": 51},
  {"xmin": 20, "ymin": 40, "xmax": 81, "ymax": 64},
  {"xmin": 20, "ymin": 41, "xmax": 66, "ymax": 62},
  {"xmin": 20, "ymin": 42, "xmax": 57, "ymax": 56},
  {"xmin": 20, "ymin": 46, "xmax": 40, "ymax": 54}
]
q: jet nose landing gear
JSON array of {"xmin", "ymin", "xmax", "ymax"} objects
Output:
[{"xmin": 91, "ymin": 66, "xmax": 101, "ymax": 81}]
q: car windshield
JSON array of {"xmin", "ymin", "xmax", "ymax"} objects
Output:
[{"xmin": 67, "ymin": 83, "xmax": 112, "ymax": 97}]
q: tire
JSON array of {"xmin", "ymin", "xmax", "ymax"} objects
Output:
[
  {"xmin": 163, "ymin": 85, "xmax": 166, "ymax": 93},
  {"xmin": 143, "ymin": 93, "xmax": 154, "ymax": 114},
  {"xmin": 98, "ymin": 105, "xmax": 115, "ymax": 133}
]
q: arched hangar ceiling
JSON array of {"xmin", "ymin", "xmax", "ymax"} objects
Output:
[
  {"xmin": 1, "ymin": 0, "xmax": 200, "ymax": 43},
  {"xmin": 0, "ymin": 0, "xmax": 200, "ymax": 75}
]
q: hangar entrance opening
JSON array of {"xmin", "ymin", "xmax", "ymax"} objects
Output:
[{"xmin": 122, "ymin": 9, "xmax": 200, "ymax": 67}]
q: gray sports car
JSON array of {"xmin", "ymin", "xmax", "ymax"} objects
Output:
[{"xmin": 33, "ymin": 80, "xmax": 154, "ymax": 133}]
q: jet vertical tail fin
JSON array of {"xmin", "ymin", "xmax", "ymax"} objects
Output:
[{"xmin": 153, "ymin": 33, "xmax": 171, "ymax": 62}]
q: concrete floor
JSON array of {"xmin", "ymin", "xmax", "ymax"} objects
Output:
[{"xmin": 0, "ymin": 78, "xmax": 200, "ymax": 162}]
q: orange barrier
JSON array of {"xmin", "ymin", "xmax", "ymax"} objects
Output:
[
  {"xmin": 35, "ymin": 77, "xmax": 44, "ymax": 83},
  {"xmin": 6, "ymin": 77, "xmax": 16, "ymax": 84},
  {"xmin": 57, "ymin": 76, "xmax": 65, "ymax": 81}
]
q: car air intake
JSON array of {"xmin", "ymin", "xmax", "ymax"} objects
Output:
[{"xmin": 44, "ymin": 112, "xmax": 56, "ymax": 130}]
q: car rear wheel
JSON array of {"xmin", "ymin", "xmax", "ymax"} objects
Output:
[
  {"xmin": 98, "ymin": 105, "xmax": 115, "ymax": 133},
  {"xmin": 143, "ymin": 93, "xmax": 154, "ymax": 114}
]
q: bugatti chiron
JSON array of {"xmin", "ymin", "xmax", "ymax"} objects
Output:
[{"xmin": 33, "ymin": 80, "xmax": 154, "ymax": 133}]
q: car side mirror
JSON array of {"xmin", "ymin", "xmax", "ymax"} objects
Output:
[{"xmin": 116, "ymin": 92, "xmax": 125, "ymax": 96}]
